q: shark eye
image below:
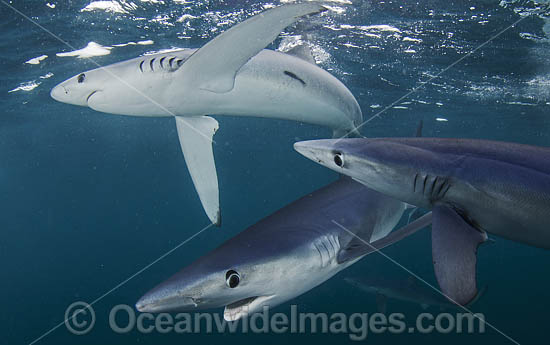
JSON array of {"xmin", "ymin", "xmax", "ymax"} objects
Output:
[
  {"xmin": 334, "ymin": 152, "xmax": 344, "ymax": 167},
  {"xmin": 225, "ymin": 270, "xmax": 240, "ymax": 288},
  {"xmin": 77, "ymin": 73, "xmax": 86, "ymax": 83}
]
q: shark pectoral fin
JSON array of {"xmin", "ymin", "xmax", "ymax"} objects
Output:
[
  {"xmin": 337, "ymin": 212, "xmax": 433, "ymax": 264},
  {"xmin": 431, "ymin": 205, "xmax": 487, "ymax": 305},
  {"xmin": 176, "ymin": 3, "xmax": 326, "ymax": 93},
  {"xmin": 175, "ymin": 116, "xmax": 221, "ymax": 226},
  {"xmin": 375, "ymin": 293, "xmax": 387, "ymax": 314}
]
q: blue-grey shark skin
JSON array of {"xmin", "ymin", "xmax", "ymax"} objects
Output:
[
  {"xmin": 294, "ymin": 137, "xmax": 550, "ymax": 305},
  {"xmin": 50, "ymin": 3, "xmax": 362, "ymax": 226},
  {"xmin": 294, "ymin": 137, "xmax": 550, "ymax": 248},
  {"xmin": 49, "ymin": 48, "xmax": 360, "ymax": 130},
  {"xmin": 136, "ymin": 178, "xmax": 416, "ymax": 321}
]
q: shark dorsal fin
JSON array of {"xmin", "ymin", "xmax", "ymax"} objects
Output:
[
  {"xmin": 286, "ymin": 44, "xmax": 316, "ymax": 64},
  {"xmin": 175, "ymin": 3, "xmax": 326, "ymax": 93}
]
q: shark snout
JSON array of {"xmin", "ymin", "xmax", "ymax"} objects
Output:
[
  {"xmin": 294, "ymin": 140, "xmax": 337, "ymax": 165},
  {"xmin": 135, "ymin": 297, "xmax": 152, "ymax": 313},
  {"xmin": 136, "ymin": 293, "xmax": 198, "ymax": 313},
  {"xmin": 136, "ymin": 283, "xmax": 199, "ymax": 313},
  {"xmin": 50, "ymin": 84, "xmax": 68, "ymax": 103},
  {"xmin": 50, "ymin": 80, "xmax": 98, "ymax": 107},
  {"xmin": 294, "ymin": 139, "xmax": 350, "ymax": 174}
]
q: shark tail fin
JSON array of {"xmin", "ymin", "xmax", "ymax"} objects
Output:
[{"xmin": 175, "ymin": 116, "xmax": 221, "ymax": 226}]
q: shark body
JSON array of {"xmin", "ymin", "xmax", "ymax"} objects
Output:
[
  {"xmin": 136, "ymin": 177, "xmax": 431, "ymax": 321},
  {"xmin": 50, "ymin": 4, "xmax": 362, "ymax": 226},
  {"xmin": 294, "ymin": 137, "xmax": 550, "ymax": 305}
]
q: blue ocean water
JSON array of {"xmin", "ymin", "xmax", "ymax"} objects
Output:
[{"xmin": 2, "ymin": 0, "xmax": 550, "ymax": 344}]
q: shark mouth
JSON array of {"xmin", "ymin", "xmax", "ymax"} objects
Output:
[
  {"xmin": 86, "ymin": 90, "xmax": 98, "ymax": 104},
  {"xmin": 223, "ymin": 295, "xmax": 274, "ymax": 321}
]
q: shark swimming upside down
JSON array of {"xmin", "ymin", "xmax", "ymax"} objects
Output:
[{"xmin": 50, "ymin": 3, "xmax": 362, "ymax": 226}]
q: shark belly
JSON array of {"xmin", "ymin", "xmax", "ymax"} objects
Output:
[
  {"xmin": 51, "ymin": 4, "xmax": 364, "ymax": 226},
  {"xmin": 175, "ymin": 50, "xmax": 361, "ymax": 132}
]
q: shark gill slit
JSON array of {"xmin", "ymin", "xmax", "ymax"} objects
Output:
[
  {"xmin": 439, "ymin": 180, "xmax": 451, "ymax": 199},
  {"xmin": 314, "ymin": 243, "xmax": 324, "ymax": 267},
  {"xmin": 422, "ymin": 174, "xmax": 429, "ymax": 196},
  {"xmin": 150, "ymin": 58, "xmax": 155, "ymax": 72},
  {"xmin": 330, "ymin": 235, "xmax": 340, "ymax": 259},
  {"xmin": 316, "ymin": 240, "xmax": 330, "ymax": 267},
  {"xmin": 413, "ymin": 173, "xmax": 419, "ymax": 193},
  {"xmin": 319, "ymin": 241, "xmax": 330, "ymax": 261},
  {"xmin": 434, "ymin": 178, "xmax": 445, "ymax": 199},
  {"xmin": 169, "ymin": 57, "xmax": 176, "ymax": 69},
  {"xmin": 429, "ymin": 176, "xmax": 438, "ymax": 196},
  {"xmin": 160, "ymin": 57, "xmax": 166, "ymax": 69},
  {"xmin": 139, "ymin": 60, "xmax": 145, "ymax": 73},
  {"xmin": 326, "ymin": 235, "xmax": 336, "ymax": 257}
]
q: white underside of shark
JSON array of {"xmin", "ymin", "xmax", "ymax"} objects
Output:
[{"xmin": 50, "ymin": 4, "xmax": 363, "ymax": 225}]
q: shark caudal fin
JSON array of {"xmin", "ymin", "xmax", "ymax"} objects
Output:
[
  {"xmin": 175, "ymin": 116, "xmax": 221, "ymax": 226},
  {"xmin": 337, "ymin": 212, "xmax": 432, "ymax": 263},
  {"xmin": 175, "ymin": 3, "xmax": 326, "ymax": 93},
  {"xmin": 431, "ymin": 205, "xmax": 487, "ymax": 305}
]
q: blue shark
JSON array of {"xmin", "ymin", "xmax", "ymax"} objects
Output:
[
  {"xmin": 294, "ymin": 137, "xmax": 550, "ymax": 305},
  {"xmin": 135, "ymin": 178, "xmax": 431, "ymax": 321},
  {"xmin": 50, "ymin": 4, "xmax": 362, "ymax": 226}
]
